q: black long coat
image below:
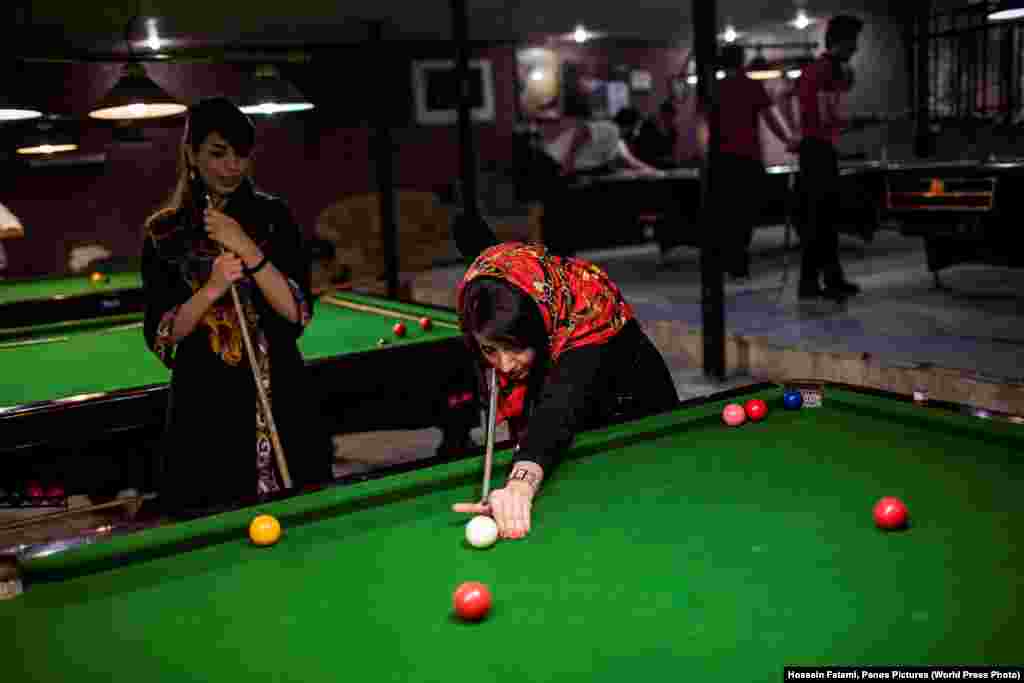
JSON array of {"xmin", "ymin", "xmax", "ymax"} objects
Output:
[{"xmin": 142, "ymin": 180, "xmax": 331, "ymax": 513}]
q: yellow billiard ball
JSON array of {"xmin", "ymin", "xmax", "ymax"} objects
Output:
[
  {"xmin": 89, "ymin": 271, "xmax": 106, "ymax": 285},
  {"xmin": 249, "ymin": 514, "xmax": 281, "ymax": 546}
]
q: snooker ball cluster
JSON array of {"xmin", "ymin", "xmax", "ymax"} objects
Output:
[
  {"xmin": 386, "ymin": 317, "xmax": 433, "ymax": 343},
  {"xmin": 721, "ymin": 399, "xmax": 768, "ymax": 427}
]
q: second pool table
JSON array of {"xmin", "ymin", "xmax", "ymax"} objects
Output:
[{"xmin": 0, "ymin": 291, "xmax": 480, "ymax": 499}]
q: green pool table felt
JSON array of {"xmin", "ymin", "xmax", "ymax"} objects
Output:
[
  {"xmin": 0, "ymin": 292, "xmax": 460, "ymax": 409},
  {"xmin": 3, "ymin": 387, "xmax": 1021, "ymax": 680}
]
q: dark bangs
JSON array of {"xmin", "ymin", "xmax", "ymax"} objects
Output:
[
  {"xmin": 462, "ymin": 278, "xmax": 548, "ymax": 352},
  {"xmin": 185, "ymin": 97, "xmax": 256, "ymax": 157}
]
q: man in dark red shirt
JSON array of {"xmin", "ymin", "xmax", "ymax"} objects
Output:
[
  {"xmin": 782, "ymin": 14, "xmax": 864, "ymax": 300},
  {"xmin": 701, "ymin": 45, "xmax": 796, "ymax": 279}
]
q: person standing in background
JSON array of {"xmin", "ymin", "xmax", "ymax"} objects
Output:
[{"xmin": 779, "ymin": 14, "xmax": 865, "ymax": 300}]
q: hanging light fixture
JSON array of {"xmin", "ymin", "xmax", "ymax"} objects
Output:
[
  {"xmin": 15, "ymin": 116, "xmax": 79, "ymax": 155},
  {"xmin": 88, "ymin": 1, "xmax": 186, "ymax": 121},
  {"xmin": 88, "ymin": 62, "xmax": 186, "ymax": 121},
  {"xmin": 0, "ymin": 60, "xmax": 43, "ymax": 122},
  {"xmin": 989, "ymin": 0, "xmax": 1024, "ymax": 21},
  {"xmin": 0, "ymin": 201, "xmax": 25, "ymax": 240},
  {"xmin": 785, "ymin": 48, "xmax": 816, "ymax": 80},
  {"xmin": 237, "ymin": 65, "xmax": 315, "ymax": 116},
  {"xmin": 747, "ymin": 51, "xmax": 783, "ymax": 80}
]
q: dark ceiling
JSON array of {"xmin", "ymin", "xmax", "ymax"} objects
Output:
[{"xmin": 9, "ymin": 0, "xmax": 899, "ymax": 58}]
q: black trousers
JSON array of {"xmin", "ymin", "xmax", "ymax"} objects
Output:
[
  {"xmin": 709, "ymin": 153, "xmax": 765, "ymax": 277},
  {"xmin": 796, "ymin": 139, "xmax": 845, "ymax": 287}
]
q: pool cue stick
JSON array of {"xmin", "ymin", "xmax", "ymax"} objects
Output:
[
  {"xmin": 209, "ymin": 196, "xmax": 292, "ymax": 489},
  {"xmin": 480, "ymin": 367, "xmax": 498, "ymax": 505},
  {"xmin": 323, "ymin": 295, "xmax": 459, "ymax": 330},
  {"xmin": 0, "ymin": 322, "xmax": 145, "ymax": 350},
  {"xmin": 0, "ymin": 494, "xmax": 159, "ymax": 533}
]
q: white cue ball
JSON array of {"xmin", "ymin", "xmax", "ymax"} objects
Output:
[{"xmin": 465, "ymin": 515, "xmax": 499, "ymax": 549}]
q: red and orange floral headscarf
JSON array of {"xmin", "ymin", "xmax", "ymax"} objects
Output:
[{"xmin": 456, "ymin": 242, "xmax": 634, "ymax": 423}]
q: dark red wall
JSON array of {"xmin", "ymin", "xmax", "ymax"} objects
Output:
[{"xmin": 3, "ymin": 41, "xmax": 700, "ymax": 278}]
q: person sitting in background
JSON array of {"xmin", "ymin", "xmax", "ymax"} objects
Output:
[
  {"xmin": 534, "ymin": 103, "xmax": 662, "ymax": 256},
  {"xmin": 612, "ymin": 106, "xmax": 644, "ymax": 153},
  {"xmin": 633, "ymin": 99, "xmax": 681, "ymax": 169},
  {"xmin": 541, "ymin": 104, "xmax": 662, "ymax": 179}
]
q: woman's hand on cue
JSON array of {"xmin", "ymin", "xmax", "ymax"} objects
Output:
[
  {"xmin": 452, "ymin": 480, "xmax": 535, "ymax": 540},
  {"xmin": 206, "ymin": 252, "xmax": 245, "ymax": 300},
  {"xmin": 204, "ymin": 208, "xmax": 255, "ymax": 257}
]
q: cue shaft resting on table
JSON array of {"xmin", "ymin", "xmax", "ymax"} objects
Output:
[
  {"xmin": 323, "ymin": 295, "xmax": 459, "ymax": 330},
  {"xmin": 210, "ymin": 196, "xmax": 292, "ymax": 489},
  {"xmin": 481, "ymin": 367, "xmax": 498, "ymax": 504}
]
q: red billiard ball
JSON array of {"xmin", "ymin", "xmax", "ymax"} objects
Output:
[
  {"xmin": 26, "ymin": 482, "xmax": 44, "ymax": 498},
  {"xmin": 453, "ymin": 581, "xmax": 492, "ymax": 621},
  {"xmin": 744, "ymin": 399, "xmax": 768, "ymax": 422},
  {"xmin": 873, "ymin": 497, "xmax": 909, "ymax": 530},
  {"xmin": 419, "ymin": 316, "xmax": 433, "ymax": 331},
  {"xmin": 393, "ymin": 322, "xmax": 407, "ymax": 337},
  {"xmin": 722, "ymin": 403, "xmax": 746, "ymax": 427},
  {"xmin": 45, "ymin": 485, "xmax": 65, "ymax": 499}
]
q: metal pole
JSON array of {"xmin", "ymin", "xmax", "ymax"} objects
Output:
[
  {"xmin": 370, "ymin": 21, "xmax": 400, "ymax": 299},
  {"xmin": 914, "ymin": 1, "xmax": 933, "ymax": 158},
  {"xmin": 693, "ymin": 0, "xmax": 725, "ymax": 380},
  {"xmin": 451, "ymin": 0, "xmax": 481, "ymax": 223}
]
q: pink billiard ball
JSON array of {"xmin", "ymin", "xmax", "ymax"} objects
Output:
[
  {"xmin": 744, "ymin": 399, "xmax": 768, "ymax": 422},
  {"xmin": 722, "ymin": 403, "xmax": 746, "ymax": 427},
  {"xmin": 393, "ymin": 322, "xmax": 407, "ymax": 337},
  {"xmin": 873, "ymin": 497, "xmax": 909, "ymax": 530}
]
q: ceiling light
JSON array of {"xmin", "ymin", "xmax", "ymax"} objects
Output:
[
  {"xmin": 789, "ymin": 10, "xmax": 815, "ymax": 30},
  {"xmin": 989, "ymin": 0, "xmax": 1024, "ymax": 20},
  {"xmin": 15, "ymin": 117, "xmax": 79, "ymax": 156},
  {"xmin": 88, "ymin": 63, "xmax": 186, "ymax": 121},
  {"xmin": 747, "ymin": 56, "xmax": 783, "ymax": 80},
  {"xmin": 0, "ymin": 61, "xmax": 43, "ymax": 122},
  {"xmin": 237, "ymin": 65, "xmax": 315, "ymax": 116}
]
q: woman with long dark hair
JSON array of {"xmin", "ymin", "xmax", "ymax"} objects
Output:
[{"xmin": 142, "ymin": 97, "xmax": 330, "ymax": 515}]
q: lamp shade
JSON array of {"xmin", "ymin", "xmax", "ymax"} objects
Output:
[
  {"xmin": 0, "ymin": 201, "xmax": 25, "ymax": 240},
  {"xmin": 15, "ymin": 117, "xmax": 79, "ymax": 155},
  {"xmin": 0, "ymin": 94, "xmax": 43, "ymax": 122},
  {"xmin": 747, "ymin": 56, "xmax": 782, "ymax": 80},
  {"xmin": 0, "ymin": 62, "xmax": 43, "ymax": 122},
  {"xmin": 89, "ymin": 63, "xmax": 186, "ymax": 121},
  {"xmin": 990, "ymin": 0, "xmax": 1024, "ymax": 21},
  {"xmin": 237, "ymin": 65, "xmax": 315, "ymax": 116}
]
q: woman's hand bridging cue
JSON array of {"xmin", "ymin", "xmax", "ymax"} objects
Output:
[{"xmin": 452, "ymin": 480, "xmax": 535, "ymax": 540}]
